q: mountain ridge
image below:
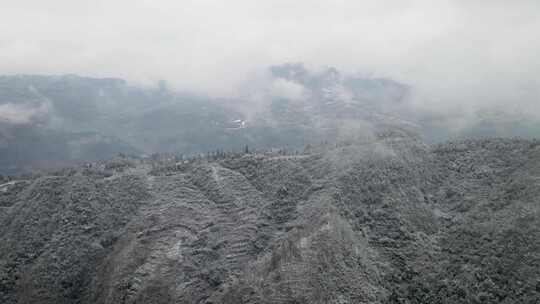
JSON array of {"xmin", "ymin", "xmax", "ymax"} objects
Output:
[
  {"xmin": 3, "ymin": 66, "xmax": 540, "ymax": 175},
  {"xmin": 1, "ymin": 134, "xmax": 539, "ymax": 303}
]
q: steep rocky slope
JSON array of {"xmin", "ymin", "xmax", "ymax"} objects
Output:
[{"xmin": 1, "ymin": 134, "xmax": 539, "ymax": 303}]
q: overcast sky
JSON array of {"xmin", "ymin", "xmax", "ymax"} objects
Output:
[{"xmin": 0, "ymin": 0, "xmax": 539, "ymax": 114}]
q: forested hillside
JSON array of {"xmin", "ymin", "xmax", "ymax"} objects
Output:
[{"xmin": 1, "ymin": 131, "xmax": 539, "ymax": 303}]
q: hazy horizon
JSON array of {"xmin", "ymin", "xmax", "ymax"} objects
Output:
[{"xmin": 0, "ymin": 1, "xmax": 539, "ymax": 117}]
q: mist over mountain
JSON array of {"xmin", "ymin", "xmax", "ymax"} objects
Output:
[
  {"xmin": 1, "ymin": 64, "xmax": 539, "ymax": 174},
  {"xmin": 2, "ymin": 1, "xmax": 540, "ymax": 303}
]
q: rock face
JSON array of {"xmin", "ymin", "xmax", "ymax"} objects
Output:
[{"xmin": 1, "ymin": 134, "xmax": 540, "ymax": 303}]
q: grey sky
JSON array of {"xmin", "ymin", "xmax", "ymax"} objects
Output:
[{"xmin": 0, "ymin": 0, "xmax": 539, "ymax": 115}]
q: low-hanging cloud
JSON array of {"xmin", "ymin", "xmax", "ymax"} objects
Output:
[
  {"xmin": 0, "ymin": 102, "xmax": 50, "ymax": 125},
  {"xmin": 0, "ymin": 0, "xmax": 539, "ymax": 116},
  {"xmin": 268, "ymin": 79, "xmax": 308, "ymax": 101}
]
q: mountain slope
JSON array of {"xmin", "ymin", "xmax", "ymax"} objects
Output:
[
  {"xmin": 1, "ymin": 134, "xmax": 539, "ymax": 303},
  {"xmin": 2, "ymin": 69, "xmax": 540, "ymax": 174},
  {"xmin": 0, "ymin": 124, "xmax": 140, "ymax": 175}
]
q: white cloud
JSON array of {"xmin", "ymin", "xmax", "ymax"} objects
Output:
[
  {"xmin": 0, "ymin": 102, "xmax": 50, "ymax": 125},
  {"xmin": 0, "ymin": 0, "xmax": 538, "ymax": 114},
  {"xmin": 269, "ymin": 79, "xmax": 307, "ymax": 101}
]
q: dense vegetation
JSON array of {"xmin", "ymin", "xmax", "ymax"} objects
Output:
[{"xmin": 1, "ymin": 132, "xmax": 539, "ymax": 303}]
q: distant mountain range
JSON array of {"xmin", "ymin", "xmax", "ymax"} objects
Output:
[{"xmin": 1, "ymin": 64, "xmax": 539, "ymax": 174}]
